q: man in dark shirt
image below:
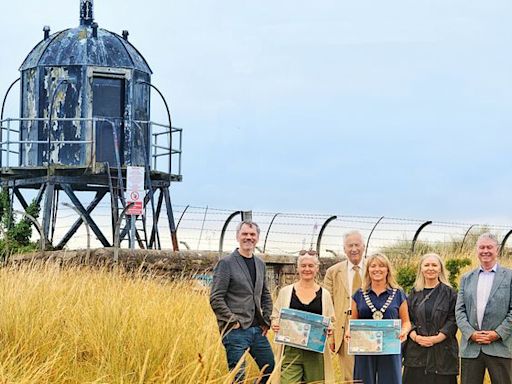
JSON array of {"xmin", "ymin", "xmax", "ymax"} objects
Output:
[{"xmin": 210, "ymin": 220, "xmax": 275, "ymax": 383}]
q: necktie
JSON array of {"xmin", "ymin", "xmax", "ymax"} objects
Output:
[{"xmin": 352, "ymin": 265, "xmax": 362, "ymax": 295}]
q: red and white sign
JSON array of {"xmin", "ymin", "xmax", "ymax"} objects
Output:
[{"xmin": 126, "ymin": 166, "xmax": 144, "ymax": 215}]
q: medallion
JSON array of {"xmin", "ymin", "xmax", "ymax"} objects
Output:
[
  {"xmin": 362, "ymin": 288, "xmax": 397, "ymax": 320},
  {"xmin": 372, "ymin": 310, "xmax": 383, "ymax": 320}
]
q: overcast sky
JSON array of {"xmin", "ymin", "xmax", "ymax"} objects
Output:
[{"xmin": 1, "ymin": 0, "xmax": 512, "ymax": 226}]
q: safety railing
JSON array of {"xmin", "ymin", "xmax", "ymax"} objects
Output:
[{"xmin": 0, "ymin": 117, "xmax": 182, "ymax": 176}]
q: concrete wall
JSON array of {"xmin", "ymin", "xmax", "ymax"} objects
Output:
[{"xmin": 11, "ymin": 248, "xmax": 340, "ymax": 292}]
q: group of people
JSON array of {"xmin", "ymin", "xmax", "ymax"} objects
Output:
[{"xmin": 209, "ymin": 220, "xmax": 512, "ymax": 384}]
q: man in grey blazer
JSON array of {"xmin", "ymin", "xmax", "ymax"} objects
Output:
[
  {"xmin": 210, "ymin": 220, "xmax": 274, "ymax": 383},
  {"xmin": 455, "ymin": 232, "xmax": 512, "ymax": 384}
]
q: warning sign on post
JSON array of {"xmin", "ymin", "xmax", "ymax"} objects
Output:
[{"xmin": 126, "ymin": 166, "xmax": 144, "ymax": 215}]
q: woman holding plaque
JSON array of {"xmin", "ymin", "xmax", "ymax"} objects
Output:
[
  {"xmin": 348, "ymin": 253, "xmax": 411, "ymax": 384},
  {"xmin": 402, "ymin": 253, "xmax": 458, "ymax": 384},
  {"xmin": 271, "ymin": 250, "xmax": 335, "ymax": 384}
]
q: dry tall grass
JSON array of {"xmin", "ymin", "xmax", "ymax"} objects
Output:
[
  {"xmin": 0, "ymin": 253, "xmax": 508, "ymax": 383},
  {"xmin": 0, "ymin": 263, "xmax": 250, "ymax": 383}
]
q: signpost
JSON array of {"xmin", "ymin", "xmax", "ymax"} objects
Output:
[{"xmin": 126, "ymin": 166, "xmax": 145, "ymax": 249}]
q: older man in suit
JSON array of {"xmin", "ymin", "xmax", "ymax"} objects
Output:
[
  {"xmin": 455, "ymin": 232, "xmax": 512, "ymax": 384},
  {"xmin": 210, "ymin": 220, "xmax": 275, "ymax": 383},
  {"xmin": 323, "ymin": 230, "xmax": 365, "ymax": 382}
]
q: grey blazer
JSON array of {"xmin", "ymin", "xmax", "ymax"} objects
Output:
[
  {"xmin": 455, "ymin": 265, "xmax": 512, "ymax": 358},
  {"xmin": 209, "ymin": 249, "xmax": 273, "ymax": 332}
]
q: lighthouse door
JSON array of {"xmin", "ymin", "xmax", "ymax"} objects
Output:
[{"xmin": 92, "ymin": 77, "xmax": 125, "ymax": 166}]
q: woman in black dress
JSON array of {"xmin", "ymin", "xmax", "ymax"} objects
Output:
[{"xmin": 402, "ymin": 252, "xmax": 459, "ymax": 384}]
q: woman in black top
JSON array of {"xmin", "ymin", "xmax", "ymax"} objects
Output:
[{"xmin": 403, "ymin": 253, "xmax": 459, "ymax": 384}]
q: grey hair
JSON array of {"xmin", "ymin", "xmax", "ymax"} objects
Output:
[
  {"xmin": 477, "ymin": 232, "xmax": 499, "ymax": 247},
  {"xmin": 236, "ymin": 220, "xmax": 261, "ymax": 235},
  {"xmin": 297, "ymin": 253, "xmax": 320, "ymax": 266},
  {"xmin": 343, "ymin": 230, "xmax": 365, "ymax": 245},
  {"xmin": 413, "ymin": 253, "xmax": 451, "ymax": 291}
]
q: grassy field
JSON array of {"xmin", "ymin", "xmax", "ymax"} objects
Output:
[
  {"xmin": 0, "ymin": 264, "xmax": 240, "ymax": 383},
  {"xmin": 0, "ymin": 254, "xmax": 506, "ymax": 383}
]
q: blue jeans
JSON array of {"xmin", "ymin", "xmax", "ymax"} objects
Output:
[{"xmin": 222, "ymin": 326, "xmax": 275, "ymax": 383}]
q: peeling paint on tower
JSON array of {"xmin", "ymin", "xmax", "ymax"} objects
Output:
[{"xmin": 19, "ymin": 0, "xmax": 152, "ymax": 169}]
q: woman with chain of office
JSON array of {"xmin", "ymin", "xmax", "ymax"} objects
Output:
[{"xmin": 348, "ymin": 252, "xmax": 411, "ymax": 384}]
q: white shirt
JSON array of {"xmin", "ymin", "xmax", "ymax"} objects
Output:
[
  {"xmin": 347, "ymin": 259, "xmax": 364, "ymax": 291},
  {"xmin": 476, "ymin": 263, "xmax": 497, "ymax": 329}
]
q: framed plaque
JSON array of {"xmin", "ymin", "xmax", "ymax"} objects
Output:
[
  {"xmin": 348, "ymin": 319, "xmax": 401, "ymax": 355},
  {"xmin": 274, "ymin": 308, "xmax": 331, "ymax": 353}
]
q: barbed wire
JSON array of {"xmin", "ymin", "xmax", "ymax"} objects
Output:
[{"xmin": 6, "ymin": 202, "xmax": 512, "ymax": 255}]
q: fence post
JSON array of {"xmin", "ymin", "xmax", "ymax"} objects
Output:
[
  {"xmin": 12, "ymin": 210, "xmax": 45, "ymax": 252},
  {"xmin": 365, "ymin": 216, "xmax": 384, "ymax": 258},
  {"xmin": 500, "ymin": 230, "xmax": 512, "ymax": 258},
  {"xmin": 411, "ymin": 220, "xmax": 432, "ymax": 253},
  {"xmin": 62, "ymin": 202, "xmax": 90, "ymax": 262},
  {"xmin": 263, "ymin": 212, "xmax": 280, "ymax": 253},
  {"xmin": 114, "ymin": 202, "xmax": 134, "ymax": 263},
  {"xmin": 218, "ymin": 211, "xmax": 242, "ymax": 255},
  {"xmin": 316, "ymin": 216, "xmax": 337, "ymax": 256},
  {"xmin": 175, "ymin": 204, "xmax": 189, "ymax": 230},
  {"xmin": 460, "ymin": 224, "xmax": 476, "ymax": 251}
]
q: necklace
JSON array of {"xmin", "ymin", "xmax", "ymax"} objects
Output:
[{"xmin": 363, "ymin": 288, "xmax": 397, "ymax": 319}]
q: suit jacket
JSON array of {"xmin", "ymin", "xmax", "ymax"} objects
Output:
[
  {"xmin": 270, "ymin": 284, "xmax": 336, "ymax": 384},
  {"xmin": 323, "ymin": 260, "xmax": 352, "ymax": 353},
  {"xmin": 455, "ymin": 264, "xmax": 512, "ymax": 358},
  {"xmin": 209, "ymin": 249, "xmax": 273, "ymax": 332}
]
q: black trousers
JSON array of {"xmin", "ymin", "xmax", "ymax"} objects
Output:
[
  {"xmin": 461, "ymin": 352, "xmax": 512, "ymax": 384},
  {"xmin": 403, "ymin": 366, "xmax": 457, "ymax": 384}
]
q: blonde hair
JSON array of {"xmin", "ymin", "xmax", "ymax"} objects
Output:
[
  {"xmin": 362, "ymin": 253, "xmax": 401, "ymax": 291},
  {"xmin": 413, "ymin": 253, "xmax": 451, "ymax": 291}
]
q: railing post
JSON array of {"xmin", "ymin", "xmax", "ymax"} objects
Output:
[
  {"xmin": 92, "ymin": 119, "xmax": 96, "ymax": 171},
  {"xmin": 135, "ymin": 80, "xmax": 172, "ymax": 174},
  {"xmin": 1, "ymin": 78, "xmax": 21, "ymax": 121},
  {"xmin": 6, "ymin": 118, "xmax": 10, "ymax": 168}
]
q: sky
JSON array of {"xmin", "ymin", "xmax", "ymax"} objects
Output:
[{"xmin": 1, "ymin": 0, "xmax": 512, "ymax": 227}]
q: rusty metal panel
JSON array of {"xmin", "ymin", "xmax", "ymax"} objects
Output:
[
  {"xmin": 21, "ymin": 68, "xmax": 38, "ymax": 166},
  {"xmin": 40, "ymin": 67, "xmax": 84, "ymax": 166}
]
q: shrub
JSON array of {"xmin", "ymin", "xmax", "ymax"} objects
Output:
[
  {"xmin": 396, "ymin": 264, "xmax": 416, "ymax": 294},
  {"xmin": 445, "ymin": 257, "xmax": 472, "ymax": 290},
  {"xmin": 0, "ymin": 188, "xmax": 40, "ymax": 257}
]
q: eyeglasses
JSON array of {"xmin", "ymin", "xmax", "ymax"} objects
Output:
[{"xmin": 299, "ymin": 250, "xmax": 318, "ymax": 256}]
